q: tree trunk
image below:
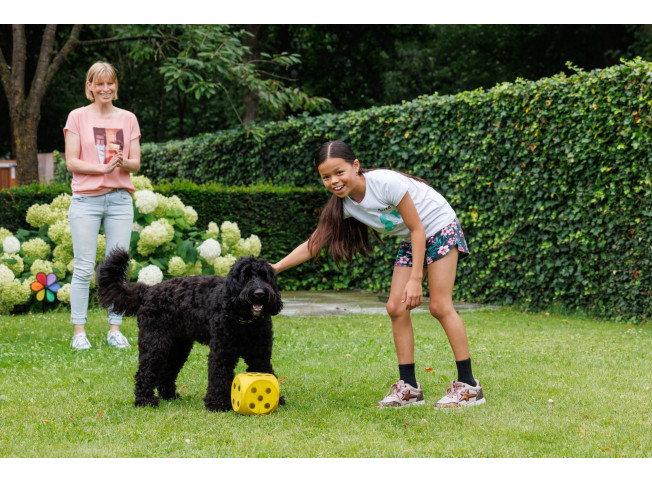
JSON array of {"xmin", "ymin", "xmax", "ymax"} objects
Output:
[
  {"xmin": 0, "ymin": 24, "xmax": 82, "ymax": 185},
  {"xmin": 12, "ymin": 111, "xmax": 40, "ymax": 184},
  {"xmin": 242, "ymin": 25, "xmax": 262, "ymax": 124}
]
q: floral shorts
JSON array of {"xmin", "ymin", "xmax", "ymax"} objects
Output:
[{"xmin": 395, "ymin": 218, "xmax": 470, "ymax": 267}]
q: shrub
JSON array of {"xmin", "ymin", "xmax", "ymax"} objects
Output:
[
  {"xmin": 0, "ymin": 176, "xmax": 262, "ymax": 314},
  {"xmin": 134, "ymin": 60, "xmax": 651, "ymax": 322}
]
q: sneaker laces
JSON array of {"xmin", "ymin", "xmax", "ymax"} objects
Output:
[
  {"xmin": 446, "ymin": 381, "xmax": 465, "ymax": 399},
  {"xmin": 385, "ymin": 381, "xmax": 406, "ymax": 399}
]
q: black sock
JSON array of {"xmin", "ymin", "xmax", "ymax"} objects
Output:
[
  {"xmin": 399, "ymin": 363, "xmax": 418, "ymax": 388},
  {"xmin": 455, "ymin": 358, "xmax": 476, "ymax": 386}
]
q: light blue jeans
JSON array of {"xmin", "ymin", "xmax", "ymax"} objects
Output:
[{"xmin": 68, "ymin": 189, "xmax": 134, "ymax": 326}]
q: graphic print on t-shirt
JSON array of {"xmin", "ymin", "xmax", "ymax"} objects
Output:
[
  {"xmin": 93, "ymin": 128, "xmax": 124, "ymax": 164},
  {"xmin": 379, "ymin": 209, "xmax": 401, "ymax": 232}
]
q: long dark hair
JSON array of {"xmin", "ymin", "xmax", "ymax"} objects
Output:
[{"xmin": 307, "ymin": 140, "xmax": 430, "ymax": 265}]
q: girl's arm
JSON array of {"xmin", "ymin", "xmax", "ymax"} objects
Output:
[
  {"xmin": 271, "ymin": 235, "xmax": 322, "ymax": 274},
  {"xmin": 396, "ymin": 192, "xmax": 426, "ymax": 310}
]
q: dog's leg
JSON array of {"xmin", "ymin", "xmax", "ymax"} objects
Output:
[
  {"xmin": 134, "ymin": 335, "xmax": 171, "ymax": 408},
  {"xmin": 243, "ymin": 343, "xmax": 285, "ymax": 406},
  {"xmin": 204, "ymin": 346, "xmax": 239, "ymax": 412},
  {"xmin": 158, "ymin": 339, "xmax": 194, "ymax": 400}
]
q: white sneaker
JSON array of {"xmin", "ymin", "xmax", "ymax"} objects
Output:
[
  {"xmin": 376, "ymin": 380, "xmax": 425, "ymax": 408},
  {"xmin": 72, "ymin": 333, "xmax": 92, "ymax": 350},
  {"xmin": 107, "ymin": 330, "xmax": 131, "ymax": 348},
  {"xmin": 433, "ymin": 379, "xmax": 485, "ymax": 409}
]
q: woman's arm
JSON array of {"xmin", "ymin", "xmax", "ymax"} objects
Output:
[
  {"xmin": 271, "ymin": 235, "xmax": 322, "ymax": 274},
  {"xmin": 117, "ymin": 137, "xmax": 140, "ymax": 173},
  {"xmin": 396, "ymin": 191, "xmax": 426, "ymax": 310},
  {"xmin": 65, "ymin": 131, "xmax": 119, "ymax": 175}
]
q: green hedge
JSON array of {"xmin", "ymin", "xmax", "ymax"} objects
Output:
[{"xmin": 134, "ymin": 60, "xmax": 651, "ymax": 322}]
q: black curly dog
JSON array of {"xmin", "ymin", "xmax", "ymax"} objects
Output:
[{"xmin": 96, "ymin": 248, "xmax": 284, "ymax": 411}]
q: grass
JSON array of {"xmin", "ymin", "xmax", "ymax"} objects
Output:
[{"xmin": 0, "ymin": 306, "xmax": 650, "ymax": 458}]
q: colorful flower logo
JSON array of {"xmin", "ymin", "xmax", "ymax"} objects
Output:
[{"xmin": 30, "ymin": 272, "xmax": 61, "ymax": 302}]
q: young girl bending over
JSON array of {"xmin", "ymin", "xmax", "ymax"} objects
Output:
[{"xmin": 271, "ymin": 140, "xmax": 485, "ymax": 409}]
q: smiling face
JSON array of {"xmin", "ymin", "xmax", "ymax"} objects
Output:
[
  {"xmin": 87, "ymin": 76, "xmax": 117, "ymax": 105},
  {"xmin": 85, "ymin": 62, "xmax": 119, "ymax": 103},
  {"xmin": 318, "ymin": 157, "xmax": 365, "ymax": 201}
]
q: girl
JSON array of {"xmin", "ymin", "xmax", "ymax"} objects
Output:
[
  {"xmin": 271, "ymin": 140, "xmax": 485, "ymax": 409},
  {"xmin": 64, "ymin": 61, "xmax": 141, "ymax": 350}
]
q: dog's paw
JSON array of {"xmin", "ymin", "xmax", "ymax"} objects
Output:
[
  {"xmin": 204, "ymin": 401, "xmax": 231, "ymax": 412},
  {"xmin": 279, "ymin": 395, "xmax": 286, "ymax": 406},
  {"xmin": 159, "ymin": 389, "xmax": 182, "ymax": 401},
  {"xmin": 135, "ymin": 396, "xmax": 160, "ymax": 408}
]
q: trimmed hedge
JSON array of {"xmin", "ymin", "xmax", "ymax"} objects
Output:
[{"xmin": 136, "ymin": 60, "xmax": 651, "ymax": 322}]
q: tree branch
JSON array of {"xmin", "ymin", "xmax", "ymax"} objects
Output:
[
  {"xmin": 0, "ymin": 47, "xmax": 12, "ymax": 99},
  {"xmin": 44, "ymin": 24, "xmax": 83, "ymax": 88},
  {"xmin": 10, "ymin": 25, "xmax": 26, "ymax": 110},
  {"xmin": 76, "ymin": 35, "xmax": 154, "ymax": 47},
  {"xmin": 27, "ymin": 24, "xmax": 57, "ymax": 113}
]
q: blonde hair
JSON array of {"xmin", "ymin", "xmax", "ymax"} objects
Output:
[{"xmin": 85, "ymin": 62, "xmax": 119, "ymax": 101}]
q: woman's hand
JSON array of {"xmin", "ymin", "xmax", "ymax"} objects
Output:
[
  {"xmin": 401, "ymin": 278, "xmax": 423, "ymax": 310},
  {"xmin": 104, "ymin": 153, "xmax": 121, "ymax": 173}
]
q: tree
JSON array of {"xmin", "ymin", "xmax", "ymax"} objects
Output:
[
  {"xmin": 0, "ymin": 24, "xmax": 330, "ymax": 184},
  {"xmin": 0, "ymin": 25, "xmax": 82, "ymax": 185}
]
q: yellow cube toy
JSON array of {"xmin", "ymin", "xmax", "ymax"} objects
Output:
[{"xmin": 231, "ymin": 372, "xmax": 280, "ymax": 415}]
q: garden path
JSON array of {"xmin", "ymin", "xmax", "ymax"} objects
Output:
[{"xmin": 279, "ymin": 290, "xmax": 497, "ymax": 317}]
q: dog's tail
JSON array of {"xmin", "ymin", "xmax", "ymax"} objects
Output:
[{"xmin": 96, "ymin": 248, "xmax": 148, "ymax": 317}]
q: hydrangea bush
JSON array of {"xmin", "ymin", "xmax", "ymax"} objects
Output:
[{"xmin": 0, "ymin": 175, "xmax": 263, "ymax": 314}]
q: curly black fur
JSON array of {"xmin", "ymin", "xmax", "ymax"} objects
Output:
[{"xmin": 96, "ymin": 248, "xmax": 284, "ymax": 411}]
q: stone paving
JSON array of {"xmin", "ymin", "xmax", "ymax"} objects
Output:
[{"xmin": 279, "ymin": 290, "xmax": 497, "ymax": 317}]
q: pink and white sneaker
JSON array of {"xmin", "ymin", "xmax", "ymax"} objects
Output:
[
  {"xmin": 433, "ymin": 379, "xmax": 485, "ymax": 409},
  {"xmin": 376, "ymin": 380, "xmax": 425, "ymax": 408}
]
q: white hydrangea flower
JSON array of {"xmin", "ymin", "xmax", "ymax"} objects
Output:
[
  {"xmin": 30, "ymin": 259, "xmax": 54, "ymax": 276},
  {"xmin": 0, "ymin": 227, "xmax": 13, "ymax": 245},
  {"xmin": 197, "ymin": 238, "xmax": 221, "ymax": 262},
  {"xmin": 50, "ymin": 193, "xmax": 72, "ymax": 211},
  {"xmin": 246, "ymin": 235, "xmax": 262, "ymax": 257},
  {"xmin": 0, "ymin": 254, "xmax": 24, "ymax": 277},
  {"xmin": 152, "ymin": 193, "xmax": 170, "ymax": 218},
  {"xmin": 134, "ymin": 190, "xmax": 158, "ymax": 214},
  {"xmin": 48, "ymin": 220, "xmax": 71, "ymax": 245},
  {"xmin": 0, "ymin": 278, "xmax": 31, "ymax": 314},
  {"xmin": 2, "ymin": 236, "xmax": 20, "ymax": 254},
  {"xmin": 132, "ymin": 222, "xmax": 144, "ymax": 233},
  {"xmin": 22, "ymin": 238, "xmax": 51, "ymax": 259},
  {"xmin": 183, "ymin": 206, "xmax": 198, "ymax": 226},
  {"xmin": 206, "ymin": 222, "xmax": 220, "ymax": 238},
  {"xmin": 212, "ymin": 255, "xmax": 237, "ymax": 277},
  {"xmin": 167, "ymin": 195, "xmax": 185, "ymax": 212},
  {"xmin": 53, "ymin": 244, "xmax": 74, "ymax": 266},
  {"xmin": 0, "ymin": 264, "xmax": 15, "ymax": 284},
  {"xmin": 57, "ymin": 283, "xmax": 72, "ymax": 304},
  {"xmin": 131, "ymin": 175, "xmax": 154, "ymax": 191},
  {"xmin": 25, "ymin": 204, "xmax": 53, "ymax": 228},
  {"xmin": 167, "ymin": 256, "xmax": 187, "ymax": 277},
  {"xmin": 185, "ymin": 261, "xmax": 203, "ymax": 276},
  {"xmin": 220, "ymin": 221, "xmax": 241, "ymax": 247},
  {"xmin": 138, "ymin": 265, "xmax": 163, "ymax": 286}
]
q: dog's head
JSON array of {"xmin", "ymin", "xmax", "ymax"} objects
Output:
[{"xmin": 225, "ymin": 256, "xmax": 283, "ymax": 321}]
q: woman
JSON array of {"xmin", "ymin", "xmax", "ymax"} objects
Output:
[{"xmin": 63, "ymin": 61, "xmax": 141, "ymax": 350}]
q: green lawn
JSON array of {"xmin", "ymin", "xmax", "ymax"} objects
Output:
[{"xmin": 0, "ymin": 306, "xmax": 650, "ymax": 458}]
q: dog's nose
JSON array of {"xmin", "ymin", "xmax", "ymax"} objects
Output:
[{"xmin": 253, "ymin": 288, "xmax": 265, "ymax": 300}]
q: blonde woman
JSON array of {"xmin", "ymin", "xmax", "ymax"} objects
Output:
[{"xmin": 64, "ymin": 61, "xmax": 140, "ymax": 350}]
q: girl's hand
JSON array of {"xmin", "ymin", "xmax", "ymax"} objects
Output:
[{"xmin": 401, "ymin": 278, "xmax": 423, "ymax": 310}]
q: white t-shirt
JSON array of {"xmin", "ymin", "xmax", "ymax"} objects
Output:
[{"xmin": 342, "ymin": 170, "xmax": 456, "ymax": 240}]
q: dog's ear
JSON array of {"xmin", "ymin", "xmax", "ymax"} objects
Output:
[{"xmin": 225, "ymin": 256, "xmax": 248, "ymax": 295}]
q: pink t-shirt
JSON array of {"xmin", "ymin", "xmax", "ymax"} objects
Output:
[{"xmin": 63, "ymin": 106, "xmax": 141, "ymax": 195}]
